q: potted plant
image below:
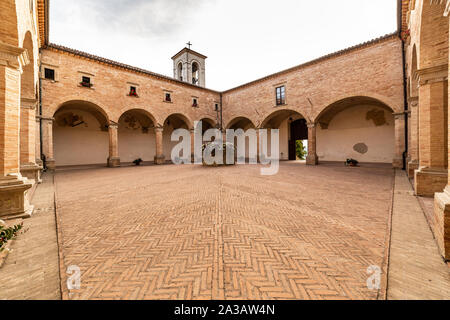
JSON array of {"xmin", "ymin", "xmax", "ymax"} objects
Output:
[{"xmin": 345, "ymin": 158, "xmax": 359, "ymax": 167}]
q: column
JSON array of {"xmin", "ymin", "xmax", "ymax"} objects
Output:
[
  {"xmin": 408, "ymin": 97, "xmax": 419, "ymax": 177},
  {"xmin": 433, "ymin": 16, "xmax": 450, "ymax": 261},
  {"xmin": 154, "ymin": 126, "xmax": 165, "ymax": 164},
  {"xmin": 306, "ymin": 123, "xmax": 318, "ymax": 165},
  {"xmin": 107, "ymin": 123, "xmax": 120, "ymax": 167},
  {"xmin": 20, "ymin": 98, "xmax": 42, "ymax": 183},
  {"xmin": 0, "ymin": 41, "xmax": 33, "ymax": 219},
  {"xmin": 35, "ymin": 113, "xmax": 42, "ymax": 166},
  {"xmin": 393, "ymin": 112, "xmax": 406, "ymax": 169},
  {"xmin": 415, "ymin": 65, "xmax": 448, "ymax": 197},
  {"xmin": 190, "ymin": 128, "xmax": 195, "ymax": 163},
  {"xmin": 41, "ymin": 117, "xmax": 55, "ymax": 170}
]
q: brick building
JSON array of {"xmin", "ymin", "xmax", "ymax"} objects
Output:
[{"xmin": 0, "ymin": 0, "xmax": 449, "ymax": 261}]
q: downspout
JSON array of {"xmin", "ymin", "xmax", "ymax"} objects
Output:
[
  {"xmin": 398, "ymin": 0, "xmax": 408, "ymax": 170},
  {"xmin": 38, "ymin": 53, "xmax": 44, "ymax": 170},
  {"xmin": 220, "ymin": 93, "xmax": 223, "ymax": 130}
]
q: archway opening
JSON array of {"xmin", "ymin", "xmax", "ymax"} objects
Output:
[
  {"xmin": 163, "ymin": 114, "xmax": 191, "ymax": 162},
  {"xmin": 178, "ymin": 62, "xmax": 183, "ymax": 81},
  {"xmin": 118, "ymin": 109, "xmax": 156, "ymax": 165},
  {"xmin": 197, "ymin": 118, "xmax": 216, "ymax": 135},
  {"xmin": 53, "ymin": 101, "xmax": 109, "ymax": 167},
  {"xmin": 316, "ymin": 96, "xmax": 395, "ymax": 164},
  {"xmin": 192, "ymin": 62, "xmax": 199, "ymax": 85},
  {"xmin": 261, "ymin": 110, "xmax": 307, "ymax": 161}
]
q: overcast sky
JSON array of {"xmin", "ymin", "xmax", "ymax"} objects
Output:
[{"xmin": 50, "ymin": 0, "xmax": 397, "ymax": 91}]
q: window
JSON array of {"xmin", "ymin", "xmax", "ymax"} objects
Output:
[
  {"xmin": 80, "ymin": 76, "xmax": 92, "ymax": 88},
  {"xmin": 276, "ymin": 86, "xmax": 286, "ymax": 105},
  {"xmin": 178, "ymin": 63, "xmax": 183, "ymax": 81},
  {"xmin": 44, "ymin": 68, "xmax": 55, "ymax": 80},
  {"xmin": 192, "ymin": 62, "xmax": 199, "ymax": 85},
  {"xmin": 215, "ymin": 103, "xmax": 219, "ymax": 111},
  {"xmin": 129, "ymin": 86, "xmax": 138, "ymax": 97},
  {"xmin": 165, "ymin": 93, "xmax": 172, "ymax": 102},
  {"xmin": 192, "ymin": 98, "xmax": 198, "ymax": 107}
]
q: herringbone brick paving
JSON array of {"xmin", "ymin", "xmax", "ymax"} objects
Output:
[{"xmin": 55, "ymin": 162, "xmax": 394, "ymax": 300}]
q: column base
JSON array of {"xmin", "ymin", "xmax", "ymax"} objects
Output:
[
  {"xmin": 414, "ymin": 167, "xmax": 448, "ymax": 197},
  {"xmin": 107, "ymin": 157, "xmax": 121, "ymax": 168},
  {"xmin": 20, "ymin": 163, "xmax": 43, "ymax": 184},
  {"xmin": 0, "ymin": 174, "xmax": 34, "ymax": 220},
  {"xmin": 433, "ymin": 187, "xmax": 450, "ymax": 261},
  {"xmin": 154, "ymin": 155, "xmax": 165, "ymax": 165},
  {"xmin": 46, "ymin": 158, "xmax": 56, "ymax": 171},
  {"xmin": 306, "ymin": 154, "xmax": 318, "ymax": 166},
  {"xmin": 392, "ymin": 157, "xmax": 403, "ymax": 169},
  {"xmin": 407, "ymin": 160, "xmax": 419, "ymax": 178}
]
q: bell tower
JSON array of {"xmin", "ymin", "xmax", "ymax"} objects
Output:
[{"xmin": 172, "ymin": 43, "xmax": 207, "ymax": 88}]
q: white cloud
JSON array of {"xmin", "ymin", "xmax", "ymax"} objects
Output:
[{"xmin": 50, "ymin": 0, "xmax": 397, "ymax": 91}]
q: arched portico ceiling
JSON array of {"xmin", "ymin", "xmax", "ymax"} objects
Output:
[
  {"xmin": 226, "ymin": 117, "xmax": 256, "ymax": 130},
  {"xmin": 418, "ymin": 0, "xmax": 449, "ymax": 69},
  {"xmin": 261, "ymin": 109, "xmax": 306, "ymax": 129},
  {"xmin": 54, "ymin": 100, "xmax": 110, "ymax": 130},
  {"xmin": 163, "ymin": 113, "xmax": 193, "ymax": 130},
  {"xmin": 315, "ymin": 96, "xmax": 394, "ymax": 129},
  {"xmin": 119, "ymin": 109, "xmax": 156, "ymax": 130}
]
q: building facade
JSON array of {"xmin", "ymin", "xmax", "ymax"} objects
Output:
[{"xmin": 0, "ymin": 0, "xmax": 449, "ymax": 260}]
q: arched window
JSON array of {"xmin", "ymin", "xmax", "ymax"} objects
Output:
[
  {"xmin": 178, "ymin": 62, "xmax": 183, "ymax": 81},
  {"xmin": 192, "ymin": 62, "xmax": 199, "ymax": 85}
]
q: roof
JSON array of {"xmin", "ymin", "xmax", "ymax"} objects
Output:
[
  {"xmin": 171, "ymin": 48, "xmax": 208, "ymax": 60},
  {"xmin": 223, "ymin": 32, "xmax": 400, "ymax": 93},
  {"xmin": 44, "ymin": 43, "xmax": 220, "ymax": 93},
  {"xmin": 37, "ymin": 0, "xmax": 49, "ymax": 47}
]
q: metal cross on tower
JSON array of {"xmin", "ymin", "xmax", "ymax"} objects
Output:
[{"xmin": 186, "ymin": 41, "xmax": 192, "ymax": 50}]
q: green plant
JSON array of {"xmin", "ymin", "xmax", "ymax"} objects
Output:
[
  {"xmin": 296, "ymin": 140, "xmax": 307, "ymax": 160},
  {"xmin": 0, "ymin": 223, "xmax": 24, "ymax": 252}
]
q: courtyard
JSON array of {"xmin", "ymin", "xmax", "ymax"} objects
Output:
[{"xmin": 1, "ymin": 162, "xmax": 449, "ymax": 300}]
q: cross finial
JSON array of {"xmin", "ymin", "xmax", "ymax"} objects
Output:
[{"xmin": 186, "ymin": 41, "xmax": 192, "ymax": 50}]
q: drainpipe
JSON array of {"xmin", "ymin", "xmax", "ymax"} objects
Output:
[
  {"xmin": 398, "ymin": 0, "xmax": 408, "ymax": 171},
  {"xmin": 38, "ymin": 53, "xmax": 44, "ymax": 168},
  {"xmin": 220, "ymin": 93, "xmax": 223, "ymax": 130}
]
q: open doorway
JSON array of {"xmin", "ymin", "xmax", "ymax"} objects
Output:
[{"xmin": 289, "ymin": 119, "xmax": 308, "ymax": 160}]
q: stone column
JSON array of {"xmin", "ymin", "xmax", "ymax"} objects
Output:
[
  {"xmin": 433, "ymin": 18, "xmax": 450, "ymax": 261},
  {"xmin": 393, "ymin": 112, "xmax": 406, "ymax": 169},
  {"xmin": 0, "ymin": 41, "xmax": 34, "ymax": 219},
  {"xmin": 306, "ymin": 123, "xmax": 318, "ymax": 165},
  {"xmin": 190, "ymin": 128, "xmax": 195, "ymax": 163},
  {"xmin": 41, "ymin": 117, "xmax": 55, "ymax": 170},
  {"xmin": 107, "ymin": 123, "xmax": 120, "ymax": 167},
  {"xmin": 154, "ymin": 126, "xmax": 165, "ymax": 165},
  {"xmin": 408, "ymin": 97, "xmax": 419, "ymax": 177},
  {"xmin": 35, "ymin": 114, "xmax": 42, "ymax": 166},
  {"xmin": 415, "ymin": 65, "xmax": 448, "ymax": 197},
  {"xmin": 20, "ymin": 98, "xmax": 42, "ymax": 183}
]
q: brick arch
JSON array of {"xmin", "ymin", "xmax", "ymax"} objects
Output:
[
  {"xmin": 225, "ymin": 117, "xmax": 256, "ymax": 130},
  {"xmin": 196, "ymin": 116, "xmax": 216, "ymax": 127},
  {"xmin": 313, "ymin": 92, "xmax": 400, "ymax": 123},
  {"xmin": 418, "ymin": 0, "xmax": 449, "ymax": 69},
  {"xmin": 53, "ymin": 100, "xmax": 110, "ymax": 129},
  {"xmin": 162, "ymin": 112, "xmax": 193, "ymax": 130},
  {"xmin": 47, "ymin": 96, "xmax": 112, "ymax": 120},
  {"xmin": 118, "ymin": 108, "xmax": 157, "ymax": 127},
  {"xmin": 0, "ymin": 0, "xmax": 19, "ymax": 46},
  {"xmin": 21, "ymin": 31, "xmax": 35, "ymax": 100},
  {"xmin": 260, "ymin": 108, "xmax": 308, "ymax": 129}
]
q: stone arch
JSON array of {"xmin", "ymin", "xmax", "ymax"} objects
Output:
[
  {"xmin": 52, "ymin": 100, "xmax": 111, "ymax": 167},
  {"xmin": 314, "ymin": 95, "xmax": 397, "ymax": 165},
  {"xmin": 162, "ymin": 113, "xmax": 193, "ymax": 130},
  {"xmin": 260, "ymin": 109, "xmax": 308, "ymax": 161},
  {"xmin": 418, "ymin": 0, "xmax": 449, "ymax": 69},
  {"xmin": 197, "ymin": 117, "xmax": 216, "ymax": 134},
  {"xmin": 21, "ymin": 31, "xmax": 35, "ymax": 100},
  {"xmin": 118, "ymin": 109, "xmax": 157, "ymax": 164},
  {"xmin": 225, "ymin": 117, "xmax": 256, "ymax": 130},
  {"xmin": 162, "ymin": 113, "xmax": 193, "ymax": 161},
  {"xmin": 0, "ymin": 0, "xmax": 19, "ymax": 46}
]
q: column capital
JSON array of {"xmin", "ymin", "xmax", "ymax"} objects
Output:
[
  {"xmin": 307, "ymin": 122, "xmax": 316, "ymax": 129},
  {"xmin": 108, "ymin": 121, "xmax": 119, "ymax": 129},
  {"xmin": 0, "ymin": 41, "xmax": 30, "ymax": 72},
  {"xmin": 154, "ymin": 125, "xmax": 164, "ymax": 133},
  {"xmin": 417, "ymin": 64, "xmax": 448, "ymax": 85},
  {"xmin": 40, "ymin": 116, "xmax": 54, "ymax": 123},
  {"xmin": 408, "ymin": 96, "xmax": 419, "ymax": 107},
  {"xmin": 393, "ymin": 112, "xmax": 406, "ymax": 120},
  {"xmin": 21, "ymin": 98, "xmax": 38, "ymax": 110}
]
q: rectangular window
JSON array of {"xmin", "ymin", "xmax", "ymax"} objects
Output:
[
  {"xmin": 44, "ymin": 68, "xmax": 55, "ymax": 80},
  {"xmin": 192, "ymin": 98, "xmax": 198, "ymax": 107},
  {"xmin": 129, "ymin": 86, "xmax": 137, "ymax": 96},
  {"xmin": 80, "ymin": 76, "xmax": 92, "ymax": 87},
  {"xmin": 215, "ymin": 103, "xmax": 219, "ymax": 111},
  {"xmin": 276, "ymin": 86, "xmax": 286, "ymax": 106},
  {"xmin": 165, "ymin": 93, "xmax": 172, "ymax": 102}
]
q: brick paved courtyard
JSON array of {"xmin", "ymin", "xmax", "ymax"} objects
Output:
[{"xmin": 54, "ymin": 162, "xmax": 394, "ymax": 300}]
